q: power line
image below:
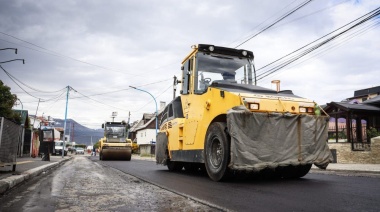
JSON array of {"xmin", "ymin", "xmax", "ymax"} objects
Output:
[
  {"xmin": 260, "ymin": 19, "xmax": 380, "ymax": 85},
  {"xmin": 1, "ymin": 65, "xmax": 42, "ymax": 99},
  {"xmin": 0, "ymin": 31, "xmax": 141, "ymax": 77},
  {"xmin": 73, "ymin": 89, "xmax": 129, "ymax": 112},
  {"xmin": 256, "ymin": 7, "xmax": 380, "ymax": 81},
  {"xmin": 0, "ymin": 32, "xmax": 179, "ymax": 78},
  {"xmin": 235, "ymin": 0, "xmax": 313, "ymax": 48},
  {"xmin": 0, "ymin": 65, "xmax": 67, "ymax": 101},
  {"xmin": 69, "ymin": 77, "xmax": 172, "ymax": 99},
  {"xmin": 227, "ymin": 0, "xmax": 299, "ymax": 47}
]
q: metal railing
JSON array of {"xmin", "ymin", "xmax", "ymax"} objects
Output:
[
  {"xmin": 0, "ymin": 117, "xmax": 22, "ymax": 171},
  {"xmin": 328, "ymin": 124, "xmax": 372, "ymax": 151}
]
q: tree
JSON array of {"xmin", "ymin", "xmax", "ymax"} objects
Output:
[{"xmin": 0, "ymin": 80, "xmax": 21, "ymax": 124}]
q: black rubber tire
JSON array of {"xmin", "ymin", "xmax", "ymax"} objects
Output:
[
  {"xmin": 295, "ymin": 164, "xmax": 312, "ymax": 178},
  {"xmin": 167, "ymin": 159, "xmax": 182, "ymax": 171},
  {"xmin": 125, "ymin": 152, "xmax": 132, "ymax": 161},
  {"xmin": 99, "ymin": 152, "xmax": 104, "ymax": 161},
  {"xmin": 183, "ymin": 163, "xmax": 203, "ymax": 173},
  {"xmin": 204, "ymin": 122, "xmax": 230, "ymax": 181},
  {"xmin": 280, "ymin": 164, "xmax": 312, "ymax": 179}
]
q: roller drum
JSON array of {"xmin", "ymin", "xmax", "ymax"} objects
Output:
[{"xmin": 101, "ymin": 147, "xmax": 132, "ymax": 161}]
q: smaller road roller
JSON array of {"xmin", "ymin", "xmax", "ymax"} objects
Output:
[{"xmin": 99, "ymin": 122, "xmax": 132, "ymax": 161}]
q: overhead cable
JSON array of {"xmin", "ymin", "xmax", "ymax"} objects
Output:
[
  {"xmin": 235, "ymin": 0, "xmax": 313, "ymax": 48},
  {"xmin": 256, "ymin": 7, "xmax": 380, "ymax": 81}
]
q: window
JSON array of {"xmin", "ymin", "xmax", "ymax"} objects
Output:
[
  {"xmin": 194, "ymin": 52, "xmax": 254, "ymax": 94},
  {"xmin": 168, "ymin": 104, "xmax": 173, "ymax": 117},
  {"xmin": 181, "ymin": 58, "xmax": 193, "ymax": 95}
]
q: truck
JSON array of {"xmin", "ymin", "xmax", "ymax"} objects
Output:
[
  {"xmin": 99, "ymin": 122, "xmax": 132, "ymax": 161},
  {"xmin": 54, "ymin": 140, "xmax": 68, "ymax": 156},
  {"xmin": 156, "ymin": 44, "xmax": 333, "ymax": 181}
]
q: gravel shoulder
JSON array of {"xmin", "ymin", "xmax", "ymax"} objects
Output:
[{"xmin": 55, "ymin": 156, "xmax": 218, "ymax": 211}]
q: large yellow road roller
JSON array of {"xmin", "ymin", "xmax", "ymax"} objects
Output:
[{"xmin": 156, "ymin": 44, "xmax": 332, "ymax": 181}]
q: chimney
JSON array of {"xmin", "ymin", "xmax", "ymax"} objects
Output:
[
  {"xmin": 271, "ymin": 80, "xmax": 281, "ymax": 92},
  {"xmin": 160, "ymin": 101, "xmax": 166, "ymax": 110}
]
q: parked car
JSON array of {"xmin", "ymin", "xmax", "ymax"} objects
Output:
[{"xmin": 75, "ymin": 148, "xmax": 85, "ymax": 155}]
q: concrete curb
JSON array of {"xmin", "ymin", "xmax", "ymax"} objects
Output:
[{"xmin": 0, "ymin": 158, "xmax": 70, "ymax": 195}]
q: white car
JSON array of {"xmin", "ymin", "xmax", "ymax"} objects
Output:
[{"xmin": 75, "ymin": 148, "xmax": 85, "ymax": 154}]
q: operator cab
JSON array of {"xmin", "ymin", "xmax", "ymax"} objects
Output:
[{"xmin": 180, "ymin": 44, "xmax": 255, "ymax": 95}]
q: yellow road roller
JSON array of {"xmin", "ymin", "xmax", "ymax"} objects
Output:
[
  {"xmin": 156, "ymin": 44, "xmax": 332, "ymax": 181},
  {"xmin": 99, "ymin": 122, "xmax": 131, "ymax": 161}
]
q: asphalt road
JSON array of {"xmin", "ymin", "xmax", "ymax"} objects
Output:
[{"xmin": 92, "ymin": 156, "xmax": 380, "ymax": 212}]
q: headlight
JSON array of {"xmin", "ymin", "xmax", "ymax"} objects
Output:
[
  {"xmin": 299, "ymin": 107, "xmax": 314, "ymax": 113},
  {"xmin": 209, "ymin": 46, "xmax": 215, "ymax": 51},
  {"xmin": 249, "ymin": 103, "xmax": 259, "ymax": 110},
  {"xmin": 242, "ymin": 50, "xmax": 247, "ymax": 56}
]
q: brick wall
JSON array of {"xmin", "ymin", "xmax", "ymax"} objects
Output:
[{"xmin": 328, "ymin": 136, "xmax": 380, "ymax": 164}]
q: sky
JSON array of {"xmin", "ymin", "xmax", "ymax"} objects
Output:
[{"xmin": 0, "ymin": 0, "xmax": 379, "ymax": 129}]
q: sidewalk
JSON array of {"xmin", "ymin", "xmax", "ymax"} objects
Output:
[
  {"xmin": 0, "ymin": 155, "xmax": 71, "ymax": 195},
  {"xmin": 312, "ymin": 163, "xmax": 380, "ymax": 173}
]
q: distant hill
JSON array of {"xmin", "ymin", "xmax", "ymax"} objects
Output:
[{"xmin": 53, "ymin": 118, "xmax": 104, "ymax": 146}]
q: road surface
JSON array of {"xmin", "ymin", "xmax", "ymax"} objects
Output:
[
  {"xmin": 94, "ymin": 156, "xmax": 380, "ymax": 212},
  {"xmin": 1, "ymin": 155, "xmax": 379, "ymax": 211}
]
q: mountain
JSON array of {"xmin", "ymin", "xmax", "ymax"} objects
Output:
[{"xmin": 53, "ymin": 118, "xmax": 104, "ymax": 146}]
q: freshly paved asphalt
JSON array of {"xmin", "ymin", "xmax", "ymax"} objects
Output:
[{"xmin": 93, "ymin": 157, "xmax": 380, "ymax": 212}]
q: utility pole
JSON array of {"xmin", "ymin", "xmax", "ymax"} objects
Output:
[
  {"xmin": 72, "ymin": 123, "xmax": 75, "ymax": 143},
  {"xmin": 62, "ymin": 86, "xmax": 77, "ymax": 158},
  {"xmin": 32, "ymin": 99, "xmax": 40, "ymax": 128},
  {"xmin": 62, "ymin": 86, "xmax": 70, "ymax": 158},
  {"xmin": 126, "ymin": 111, "xmax": 131, "ymax": 138},
  {"xmin": 111, "ymin": 112, "xmax": 117, "ymax": 122}
]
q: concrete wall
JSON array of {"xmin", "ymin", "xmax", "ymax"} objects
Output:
[
  {"xmin": 328, "ymin": 136, "xmax": 380, "ymax": 164},
  {"xmin": 139, "ymin": 144, "xmax": 154, "ymax": 157},
  {"xmin": 136, "ymin": 129, "xmax": 156, "ymax": 145}
]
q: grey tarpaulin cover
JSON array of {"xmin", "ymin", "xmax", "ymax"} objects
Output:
[
  {"xmin": 156, "ymin": 132, "xmax": 168, "ymax": 165},
  {"xmin": 227, "ymin": 106, "xmax": 333, "ymax": 171}
]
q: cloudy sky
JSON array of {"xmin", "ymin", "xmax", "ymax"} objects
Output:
[{"xmin": 1, "ymin": 0, "xmax": 379, "ymax": 129}]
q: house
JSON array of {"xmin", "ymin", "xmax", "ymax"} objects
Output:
[
  {"xmin": 129, "ymin": 102, "xmax": 166, "ymax": 155},
  {"xmin": 133, "ymin": 113, "xmax": 157, "ymax": 145},
  {"xmin": 346, "ymin": 85, "xmax": 380, "ymax": 103},
  {"xmin": 324, "ymin": 86, "xmax": 380, "ymax": 164}
]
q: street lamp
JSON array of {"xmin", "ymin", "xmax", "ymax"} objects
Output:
[
  {"xmin": 129, "ymin": 86, "xmax": 158, "ymax": 135},
  {"xmin": 16, "ymin": 98, "xmax": 26, "ymax": 158},
  {"xmin": 0, "ymin": 48, "xmax": 17, "ymax": 54},
  {"xmin": 0, "ymin": 59, "xmax": 25, "ymax": 64},
  {"xmin": 16, "ymin": 98, "xmax": 24, "ymax": 123}
]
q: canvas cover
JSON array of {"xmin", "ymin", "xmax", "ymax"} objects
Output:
[
  {"xmin": 156, "ymin": 132, "xmax": 168, "ymax": 165},
  {"xmin": 227, "ymin": 106, "xmax": 333, "ymax": 171}
]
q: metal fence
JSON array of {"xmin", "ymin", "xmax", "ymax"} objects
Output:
[
  {"xmin": 328, "ymin": 124, "xmax": 371, "ymax": 151},
  {"xmin": 0, "ymin": 117, "xmax": 22, "ymax": 170}
]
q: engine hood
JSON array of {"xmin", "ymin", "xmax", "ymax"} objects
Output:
[{"xmin": 209, "ymin": 81, "xmax": 302, "ymax": 99}]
